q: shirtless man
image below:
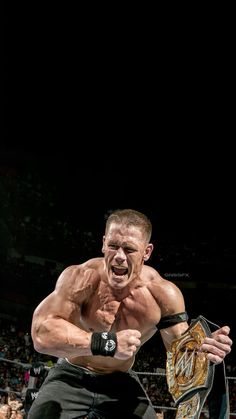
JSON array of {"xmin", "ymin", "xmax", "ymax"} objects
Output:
[{"xmin": 28, "ymin": 209, "xmax": 232, "ymax": 418}]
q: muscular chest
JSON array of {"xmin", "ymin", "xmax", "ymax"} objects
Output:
[
  {"xmin": 79, "ymin": 297, "xmax": 116, "ymax": 331},
  {"xmin": 80, "ymin": 287, "xmax": 160, "ymax": 332}
]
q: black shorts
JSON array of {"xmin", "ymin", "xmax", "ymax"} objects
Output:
[{"xmin": 27, "ymin": 358, "xmax": 157, "ymax": 419}]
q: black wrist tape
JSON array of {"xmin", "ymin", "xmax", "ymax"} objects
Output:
[{"xmin": 91, "ymin": 332, "xmax": 117, "ymax": 357}]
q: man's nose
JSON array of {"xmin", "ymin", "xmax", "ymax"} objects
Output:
[{"xmin": 115, "ymin": 247, "xmax": 126, "ymax": 262}]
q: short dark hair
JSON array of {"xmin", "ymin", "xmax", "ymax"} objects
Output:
[{"xmin": 105, "ymin": 209, "xmax": 152, "ymax": 243}]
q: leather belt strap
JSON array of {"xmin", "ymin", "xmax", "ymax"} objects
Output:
[{"xmin": 166, "ymin": 315, "xmax": 229, "ymax": 419}]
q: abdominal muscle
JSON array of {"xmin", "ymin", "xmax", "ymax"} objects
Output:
[{"xmin": 67, "ymin": 354, "xmax": 135, "ymax": 373}]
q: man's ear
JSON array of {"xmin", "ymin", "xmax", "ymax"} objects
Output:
[
  {"xmin": 102, "ymin": 235, "xmax": 106, "ymax": 253},
  {"xmin": 143, "ymin": 243, "xmax": 154, "ymax": 261}
]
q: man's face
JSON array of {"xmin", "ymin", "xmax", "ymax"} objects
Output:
[{"xmin": 102, "ymin": 222, "xmax": 153, "ymax": 289}]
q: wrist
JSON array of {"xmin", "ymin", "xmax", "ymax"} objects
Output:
[{"xmin": 91, "ymin": 332, "xmax": 117, "ymax": 357}]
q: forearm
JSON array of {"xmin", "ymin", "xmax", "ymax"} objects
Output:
[{"xmin": 32, "ymin": 317, "xmax": 92, "ymax": 358}]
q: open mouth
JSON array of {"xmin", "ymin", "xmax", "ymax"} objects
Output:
[{"xmin": 112, "ymin": 267, "xmax": 128, "ymax": 276}]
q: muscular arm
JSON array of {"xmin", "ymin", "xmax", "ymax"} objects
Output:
[
  {"xmin": 157, "ymin": 280, "xmax": 189, "ymax": 350},
  {"xmin": 157, "ymin": 279, "xmax": 232, "ymax": 364},
  {"xmin": 32, "ymin": 265, "xmax": 142, "ymax": 361},
  {"xmin": 31, "ymin": 266, "xmax": 94, "ymax": 358}
]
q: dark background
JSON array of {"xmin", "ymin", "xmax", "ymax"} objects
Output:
[
  {"xmin": 1, "ymin": 146, "xmax": 235, "ymax": 363},
  {"xmin": 3, "ymin": 3, "xmax": 235, "ymax": 365}
]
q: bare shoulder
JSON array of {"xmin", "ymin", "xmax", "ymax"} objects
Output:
[
  {"xmin": 143, "ymin": 265, "xmax": 186, "ymax": 316},
  {"xmin": 32, "ymin": 258, "xmax": 104, "ymax": 324},
  {"xmin": 54, "ymin": 258, "xmax": 103, "ymax": 301}
]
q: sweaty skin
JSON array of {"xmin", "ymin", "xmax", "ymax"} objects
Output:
[{"xmin": 31, "ymin": 223, "xmax": 232, "ymax": 373}]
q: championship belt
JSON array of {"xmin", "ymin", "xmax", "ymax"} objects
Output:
[{"xmin": 166, "ymin": 315, "xmax": 229, "ymax": 419}]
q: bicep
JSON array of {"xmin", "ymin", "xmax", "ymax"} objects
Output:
[
  {"xmin": 32, "ymin": 289, "xmax": 81, "ymax": 338},
  {"xmin": 158, "ymin": 280, "xmax": 189, "ymax": 350},
  {"xmin": 32, "ymin": 265, "xmax": 85, "ymax": 326},
  {"xmin": 160, "ymin": 281, "xmax": 186, "ymax": 316}
]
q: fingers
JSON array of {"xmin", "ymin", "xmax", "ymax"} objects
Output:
[
  {"xmin": 127, "ymin": 332, "xmax": 141, "ymax": 354},
  {"xmin": 115, "ymin": 329, "xmax": 141, "ymax": 360},
  {"xmin": 200, "ymin": 339, "xmax": 230, "ymax": 359},
  {"xmin": 212, "ymin": 326, "xmax": 231, "ymax": 337},
  {"xmin": 207, "ymin": 353, "xmax": 227, "ymax": 364},
  {"xmin": 211, "ymin": 328, "xmax": 233, "ymax": 351},
  {"xmin": 129, "ymin": 333, "xmax": 141, "ymax": 347},
  {"xmin": 220, "ymin": 326, "xmax": 230, "ymax": 335},
  {"xmin": 132, "ymin": 330, "xmax": 142, "ymax": 339},
  {"xmin": 204, "ymin": 335, "xmax": 233, "ymax": 349},
  {"xmin": 199, "ymin": 327, "xmax": 233, "ymax": 364}
]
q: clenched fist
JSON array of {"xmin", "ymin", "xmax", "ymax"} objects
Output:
[{"xmin": 114, "ymin": 330, "xmax": 141, "ymax": 360}]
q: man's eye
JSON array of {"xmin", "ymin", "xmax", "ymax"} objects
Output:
[{"xmin": 126, "ymin": 248, "xmax": 135, "ymax": 253}]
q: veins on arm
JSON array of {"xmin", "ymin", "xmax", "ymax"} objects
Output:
[{"xmin": 32, "ymin": 265, "xmax": 97, "ymax": 357}]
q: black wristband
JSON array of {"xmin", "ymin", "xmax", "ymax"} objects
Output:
[{"xmin": 91, "ymin": 332, "xmax": 117, "ymax": 357}]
